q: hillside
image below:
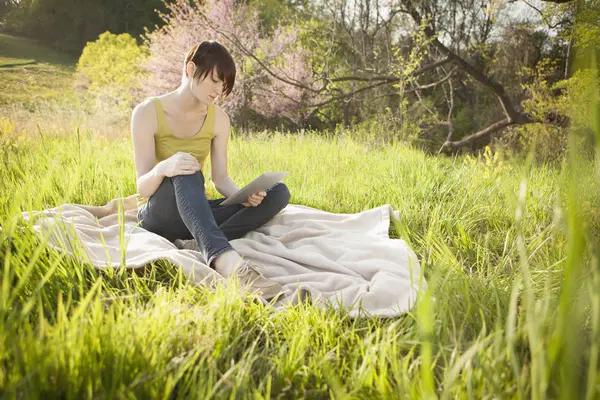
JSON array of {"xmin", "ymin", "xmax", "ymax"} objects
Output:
[{"xmin": 0, "ymin": 34, "xmax": 78, "ymax": 109}]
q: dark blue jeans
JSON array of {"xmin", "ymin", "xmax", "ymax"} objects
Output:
[{"xmin": 137, "ymin": 170, "xmax": 290, "ymax": 268}]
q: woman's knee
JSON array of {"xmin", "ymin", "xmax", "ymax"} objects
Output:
[
  {"xmin": 171, "ymin": 170, "xmax": 205, "ymax": 187},
  {"xmin": 171, "ymin": 171, "xmax": 208, "ymax": 199},
  {"xmin": 145, "ymin": 178, "xmax": 176, "ymax": 215},
  {"xmin": 268, "ymin": 182, "xmax": 290, "ymax": 209},
  {"xmin": 141, "ymin": 179, "xmax": 177, "ymax": 226}
]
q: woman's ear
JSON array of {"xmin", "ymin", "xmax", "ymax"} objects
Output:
[{"xmin": 185, "ymin": 61, "xmax": 196, "ymax": 79}]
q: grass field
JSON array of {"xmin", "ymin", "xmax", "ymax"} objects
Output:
[
  {"xmin": 0, "ymin": 34, "xmax": 599, "ymax": 399},
  {"xmin": 0, "ymin": 34, "xmax": 78, "ymax": 110},
  {"xmin": 0, "ymin": 34, "xmax": 127, "ymax": 139}
]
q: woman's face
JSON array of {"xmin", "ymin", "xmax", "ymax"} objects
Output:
[{"xmin": 186, "ymin": 62, "xmax": 223, "ymax": 104}]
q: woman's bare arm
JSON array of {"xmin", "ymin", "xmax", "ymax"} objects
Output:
[
  {"xmin": 210, "ymin": 106, "xmax": 241, "ymax": 197},
  {"xmin": 131, "ymin": 101, "xmax": 165, "ymax": 198}
]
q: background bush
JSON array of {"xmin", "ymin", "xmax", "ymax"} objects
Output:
[{"xmin": 76, "ymin": 32, "xmax": 148, "ymax": 114}]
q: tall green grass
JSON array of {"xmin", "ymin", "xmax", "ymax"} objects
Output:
[{"xmin": 0, "ymin": 112, "xmax": 598, "ymax": 397}]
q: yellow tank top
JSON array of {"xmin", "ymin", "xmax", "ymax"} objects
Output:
[{"xmin": 137, "ymin": 97, "xmax": 215, "ymax": 208}]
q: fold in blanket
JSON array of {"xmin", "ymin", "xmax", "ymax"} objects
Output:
[{"xmin": 19, "ymin": 194, "xmax": 426, "ymax": 317}]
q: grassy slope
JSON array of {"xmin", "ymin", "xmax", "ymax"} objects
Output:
[{"xmin": 0, "ymin": 34, "xmax": 78, "ymax": 109}]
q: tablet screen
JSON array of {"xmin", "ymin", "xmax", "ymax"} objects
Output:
[{"xmin": 220, "ymin": 172, "xmax": 290, "ymax": 206}]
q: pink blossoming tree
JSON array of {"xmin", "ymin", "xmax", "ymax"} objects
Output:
[{"xmin": 141, "ymin": 0, "xmax": 319, "ymax": 127}]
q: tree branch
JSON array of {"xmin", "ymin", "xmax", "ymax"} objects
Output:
[
  {"xmin": 442, "ymin": 118, "xmax": 515, "ymax": 149},
  {"xmin": 201, "ymin": 15, "xmax": 325, "ymax": 93},
  {"xmin": 329, "ymin": 57, "xmax": 452, "ymax": 83},
  {"xmin": 443, "ymin": 79, "xmax": 455, "ymax": 144},
  {"xmin": 204, "ymin": 9, "xmax": 455, "ymax": 111},
  {"xmin": 407, "ymin": 67, "xmax": 457, "ymax": 92},
  {"xmin": 400, "ymin": 0, "xmax": 530, "ymax": 125},
  {"xmin": 521, "ymin": 0, "xmax": 572, "ymax": 29},
  {"xmin": 412, "ymin": 56, "xmax": 454, "ymax": 77},
  {"xmin": 399, "ymin": 0, "xmax": 543, "ymax": 150},
  {"xmin": 370, "ymin": 8, "xmax": 408, "ymax": 39},
  {"xmin": 314, "ymin": 62, "xmax": 455, "ymax": 109},
  {"xmin": 308, "ymin": 79, "xmax": 394, "ymax": 108}
]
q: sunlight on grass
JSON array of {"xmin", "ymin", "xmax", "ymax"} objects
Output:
[{"xmin": 0, "ymin": 120, "xmax": 597, "ymax": 397}]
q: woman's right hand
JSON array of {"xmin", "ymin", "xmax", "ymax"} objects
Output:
[{"xmin": 157, "ymin": 152, "xmax": 201, "ymax": 177}]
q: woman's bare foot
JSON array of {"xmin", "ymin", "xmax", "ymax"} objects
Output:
[
  {"xmin": 214, "ymin": 250, "xmax": 283, "ymax": 300},
  {"xmin": 173, "ymin": 241, "xmax": 242, "ymax": 276},
  {"xmin": 173, "ymin": 242, "xmax": 282, "ymax": 299},
  {"xmin": 213, "ymin": 249, "xmax": 243, "ymax": 276}
]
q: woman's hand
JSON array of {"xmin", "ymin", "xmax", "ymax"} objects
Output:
[
  {"xmin": 241, "ymin": 191, "xmax": 266, "ymax": 207},
  {"xmin": 157, "ymin": 152, "xmax": 201, "ymax": 177}
]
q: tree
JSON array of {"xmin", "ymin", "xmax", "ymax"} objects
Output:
[
  {"xmin": 141, "ymin": 0, "xmax": 318, "ymax": 129},
  {"xmin": 2, "ymin": 0, "xmax": 167, "ymax": 53},
  {"xmin": 0, "ymin": 0, "xmax": 16, "ymax": 20},
  {"xmin": 77, "ymin": 32, "xmax": 149, "ymax": 112}
]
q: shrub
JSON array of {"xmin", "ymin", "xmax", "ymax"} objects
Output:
[
  {"xmin": 500, "ymin": 60, "xmax": 600, "ymax": 160},
  {"xmin": 76, "ymin": 31, "xmax": 148, "ymax": 113}
]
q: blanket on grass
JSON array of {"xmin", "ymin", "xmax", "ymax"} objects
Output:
[{"xmin": 18, "ymin": 195, "xmax": 425, "ymax": 317}]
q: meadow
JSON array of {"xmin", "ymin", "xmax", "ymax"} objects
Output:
[{"xmin": 1, "ymin": 34, "xmax": 599, "ymax": 399}]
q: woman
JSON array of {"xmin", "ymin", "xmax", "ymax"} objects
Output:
[{"xmin": 132, "ymin": 41, "xmax": 290, "ymax": 300}]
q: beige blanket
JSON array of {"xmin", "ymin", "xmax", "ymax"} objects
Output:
[{"xmin": 20, "ymin": 194, "xmax": 426, "ymax": 317}]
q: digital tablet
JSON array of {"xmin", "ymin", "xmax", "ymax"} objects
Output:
[{"xmin": 220, "ymin": 172, "xmax": 290, "ymax": 206}]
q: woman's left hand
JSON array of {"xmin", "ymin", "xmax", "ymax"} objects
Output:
[{"xmin": 241, "ymin": 191, "xmax": 266, "ymax": 207}]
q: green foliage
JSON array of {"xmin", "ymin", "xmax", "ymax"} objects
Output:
[
  {"xmin": 519, "ymin": 59, "xmax": 600, "ymax": 127},
  {"xmin": 0, "ymin": 0, "xmax": 14, "ymax": 19},
  {"xmin": 247, "ymin": 0, "xmax": 293, "ymax": 35},
  {"xmin": 514, "ymin": 58, "xmax": 600, "ymax": 160},
  {"xmin": 295, "ymin": 17, "xmax": 340, "ymax": 77},
  {"xmin": 347, "ymin": 101, "xmax": 437, "ymax": 148},
  {"xmin": 391, "ymin": 22, "xmax": 436, "ymax": 82},
  {"xmin": 77, "ymin": 32, "xmax": 148, "ymax": 113},
  {"xmin": 506, "ymin": 123, "xmax": 567, "ymax": 161},
  {"xmin": 554, "ymin": 68, "xmax": 600, "ymax": 131},
  {"xmin": 2, "ymin": 0, "xmax": 166, "ymax": 53},
  {"xmin": 453, "ymin": 106, "xmax": 475, "ymax": 136},
  {"xmin": 513, "ymin": 59, "xmax": 568, "ymax": 159},
  {"xmin": 544, "ymin": 0, "xmax": 600, "ymax": 53}
]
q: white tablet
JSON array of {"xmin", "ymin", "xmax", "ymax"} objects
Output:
[{"xmin": 220, "ymin": 172, "xmax": 290, "ymax": 206}]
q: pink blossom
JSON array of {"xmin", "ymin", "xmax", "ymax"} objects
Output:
[{"xmin": 141, "ymin": 0, "xmax": 319, "ymax": 125}]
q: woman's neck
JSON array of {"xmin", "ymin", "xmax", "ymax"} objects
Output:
[{"xmin": 172, "ymin": 85, "xmax": 209, "ymax": 114}]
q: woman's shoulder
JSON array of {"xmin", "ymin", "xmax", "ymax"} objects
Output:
[
  {"xmin": 211, "ymin": 104, "xmax": 231, "ymax": 136},
  {"xmin": 133, "ymin": 96, "xmax": 154, "ymax": 110},
  {"xmin": 213, "ymin": 103, "xmax": 230, "ymax": 132},
  {"xmin": 131, "ymin": 97, "xmax": 159, "ymax": 134},
  {"xmin": 133, "ymin": 97, "xmax": 160, "ymax": 118},
  {"xmin": 212, "ymin": 103, "xmax": 229, "ymax": 118}
]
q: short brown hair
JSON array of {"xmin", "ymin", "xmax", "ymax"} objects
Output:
[{"xmin": 185, "ymin": 41, "xmax": 236, "ymax": 97}]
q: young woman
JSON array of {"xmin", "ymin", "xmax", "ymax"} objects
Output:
[{"xmin": 131, "ymin": 41, "xmax": 290, "ymax": 300}]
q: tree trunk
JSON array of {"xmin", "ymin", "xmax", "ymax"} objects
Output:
[{"xmin": 565, "ymin": 35, "xmax": 573, "ymax": 79}]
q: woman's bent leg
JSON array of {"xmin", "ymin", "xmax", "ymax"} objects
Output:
[
  {"xmin": 171, "ymin": 171, "xmax": 234, "ymax": 267},
  {"xmin": 138, "ymin": 171, "xmax": 234, "ymax": 268},
  {"xmin": 138, "ymin": 179, "xmax": 190, "ymax": 241},
  {"xmin": 214, "ymin": 182, "xmax": 290, "ymax": 240}
]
